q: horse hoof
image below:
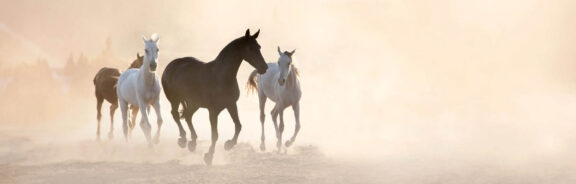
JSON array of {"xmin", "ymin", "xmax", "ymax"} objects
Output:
[
  {"xmin": 187, "ymin": 141, "xmax": 196, "ymax": 152},
  {"xmin": 224, "ymin": 140, "xmax": 236, "ymax": 151},
  {"xmin": 260, "ymin": 144, "xmax": 266, "ymax": 152},
  {"xmin": 108, "ymin": 132, "xmax": 114, "ymax": 140},
  {"xmin": 285, "ymin": 140, "xmax": 293, "ymax": 147},
  {"xmin": 153, "ymin": 137, "xmax": 160, "ymax": 144},
  {"xmin": 177, "ymin": 138, "xmax": 187, "ymax": 148},
  {"xmin": 204, "ymin": 153, "xmax": 213, "ymax": 166}
]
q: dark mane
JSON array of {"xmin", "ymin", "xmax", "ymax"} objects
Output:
[{"xmin": 214, "ymin": 37, "xmax": 247, "ymax": 61}]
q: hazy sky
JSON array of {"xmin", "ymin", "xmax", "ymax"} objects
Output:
[{"xmin": 1, "ymin": 0, "xmax": 576, "ymax": 160}]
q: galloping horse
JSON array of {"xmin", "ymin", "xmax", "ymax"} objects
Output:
[
  {"xmin": 162, "ymin": 29, "xmax": 268, "ymax": 165},
  {"xmin": 93, "ymin": 53, "xmax": 143, "ymax": 140},
  {"xmin": 117, "ymin": 34, "xmax": 162, "ymax": 147},
  {"xmin": 247, "ymin": 47, "xmax": 301, "ymax": 152}
]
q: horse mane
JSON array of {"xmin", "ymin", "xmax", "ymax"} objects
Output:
[{"xmin": 291, "ymin": 64, "xmax": 300, "ymax": 77}]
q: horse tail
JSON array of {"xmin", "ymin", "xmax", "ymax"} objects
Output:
[{"xmin": 246, "ymin": 70, "xmax": 258, "ymax": 94}]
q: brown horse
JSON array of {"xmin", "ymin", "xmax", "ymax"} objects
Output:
[
  {"xmin": 93, "ymin": 53, "xmax": 143, "ymax": 140},
  {"xmin": 162, "ymin": 29, "xmax": 268, "ymax": 165}
]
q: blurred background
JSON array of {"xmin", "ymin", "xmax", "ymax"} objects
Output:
[{"xmin": 1, "ymin": 0, "xmax": 576, "ymax": 181}]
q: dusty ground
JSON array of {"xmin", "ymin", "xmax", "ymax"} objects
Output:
[{"xmin": 1, "ymin": 126, "xmax": 576, "ymax": 184}]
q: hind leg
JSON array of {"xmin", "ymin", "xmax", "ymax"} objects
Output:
[
  {"xmin": 108, "ymin": 103, "xmax": 118, "ymax": 140},
  {"xmin": 170, "ymin": 102, "xmax": 187, "ymax": 148},
  {"xmin": 285, "ymin": 102, "xmax": 300, "ymax": 147},
  {"xmin": 184, "ymin": 106, "xmax": 199, "ymax": 152},
  {"xmin": 96, "ymin": 96, "xmax": 104, "ymax": 140},
  {"xmin": 259, "ymin": 94, "xmax": 267, "ymax": 151},
  {"xmin": 128, "ymin": 106, "xmax": 139, "ymax": 138}
]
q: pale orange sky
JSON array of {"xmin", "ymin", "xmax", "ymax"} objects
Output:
[{"xmin": 1, "ymin": 0, "xmax": 576, "ymax": 160}]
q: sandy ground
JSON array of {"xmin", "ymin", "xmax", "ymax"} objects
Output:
[
  {"xmin": 2, "ymin": 126, "xmax": 576, "ymax": 184},
  {"xmin": 0, "ymin": 125, "xmax": 385, "ymax": 184}
]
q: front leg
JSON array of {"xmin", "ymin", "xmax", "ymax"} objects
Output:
[
  {"xmin": 138, "ymin": 100, "xmax": 153, "ymax": 147},
  {"xmin": 277, "ymin": 107, "xmax": 286, "ymax": 152},
  {"xmin": 108, "ymin": 104, "xmax": 118, "ymax": 140},
  {"xmin": 204, "ymin": 109, "xmax": 221, "ymax": 166},
  {"xmin": 225, "ymin": 103, "xmax": 241, "ymax": 151},
  {"xmin": 285, "ymin": 102, "xmax": 300, "ymax": 147},
  {"xmin": 152, "ymin": 100, "xmax": 163, "ymax": 144}
]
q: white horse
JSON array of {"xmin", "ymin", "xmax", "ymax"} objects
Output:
[
  {"xmin": 117, "ymin": 34, "xmax": 162, "ymax": 147},
  {"xmin": 247, "ymin": 46, "xmax": 301, "ymax": 151}
]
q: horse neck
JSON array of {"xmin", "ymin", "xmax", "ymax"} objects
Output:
[
  {"xmin": 211, "ymin": 43, "xmax": 243, "ymax": 80},
  {"xmin": 285, "ymin": 65, "xmax": 299, "ymax": 88},
  {"xmin": 138, "ymin": 57, "xmax": 155, "ymax": 83}
]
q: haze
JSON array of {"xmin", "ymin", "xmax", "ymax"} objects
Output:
[{"xmin": 1, "ymin": 0, "xmax": 576, "ymax": 183}]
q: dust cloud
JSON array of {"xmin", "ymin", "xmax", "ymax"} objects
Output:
[{"xmin": 1, "ymin": 0, "xmax": 576, "ymax": 183}]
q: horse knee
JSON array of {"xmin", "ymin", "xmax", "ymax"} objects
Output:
[
  {"xmin": 171, "ymin": 110, "xmax": 179, "ymax": 119},
  {"xmin": 97, "ymin": 113, "xmax": 102, "ymax": 121},
  {"xmin": 260, "ymin": 113, "xmax": 265, "ymax": 122}
]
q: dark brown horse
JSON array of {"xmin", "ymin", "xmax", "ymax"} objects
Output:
[
  {"xmin": 93, "ymin": 53, "xmax": 143, "ymax": 140},
  {"xmin": 162, "ymin": 29, "xmax": 268, "ymax": 165}
]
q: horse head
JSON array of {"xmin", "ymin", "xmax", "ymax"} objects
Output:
[
  {"xmin": 277, "ymin": 46, "xmax": 295, "ymax": 86},
  {"xmin": 142, "ymin": 33, "xmax": 160, "ymax": 72},
  {"xmin": 241, "ymin": 29, "xmax": 268, "ymax": 74}
]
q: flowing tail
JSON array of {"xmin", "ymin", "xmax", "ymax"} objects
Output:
[{"xmin": 246, "ymin": 70, "xmax": 258, "ymax": 94}]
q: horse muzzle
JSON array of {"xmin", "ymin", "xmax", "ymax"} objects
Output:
[
  {"xmin": 257, "ymin": 65, "xmax": 268, "ymax": 74},
  {"xmin": 150, "ymin": 63, "xmax": 157, "ymax": 71},
  {"xmin": 278, "ymin": 78, "xmax": 286, "ymax": 86}
]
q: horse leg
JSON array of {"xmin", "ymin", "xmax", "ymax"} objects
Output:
[
  {"xmin": 184, "ymin": 106, "xmax": 199, "ymax": 152},
  {"xmin": 152, "ymin": 100, "xmax": 163, "ymax": 144},
  {"xmin": 277, "ymin": 106, "xmax": 286, "ymax": 152},
  {"xmin": 270, "ymin": 104, "xmax": 280, "ymax": 151},
  {"xmin": 108, "ymin": 103, "xmax": 118, "ymax": 140},
  {"xmin": 138, "ymin": 101, "xmax": 153, "ymax": 148},
  {"xmin": 128, "ymin": 106, "xmax": 139, "ymax": 138},
  {"xmin": 285, "ymin": 102, "xmax": 300, "ymax": 147},
  {"xmin": 224, "ymin": 103, "xmax": 241, "ymax": 151},
  {"xmin": 259, "ymin": 94, "xmax": 267, "ymax": 151},
  {"xmin": 204, "ymin": 109, "xmax": 221, "ymax": 166},
  {"xmin": 96, "ymin": 96, "xmax": 104, "ymax": 141},
  {"xmin": 119, "ymin": 100, "xmax": 129, "ymax": 142},
  {"xmin": 170, "ymin": 102, "xmax": 187, "ymax": 148}
]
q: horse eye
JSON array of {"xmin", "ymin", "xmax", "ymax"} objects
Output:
[{"xmin": 145, "ymin": 49, "xmax": 149, "ymax": 54}]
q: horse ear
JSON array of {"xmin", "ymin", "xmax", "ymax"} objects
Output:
[
  {"xmin": 245, "ymin": 29, "xmax": 250, "ymax": 38},
  {"xmin": 137, "ymin": 52, "xmax": 140, "ymax": 58},
  {"xmin": 142, "ymin": 35, "xmax": 148, "ymax": 42},
  {"xmin": 151, "ymin": 33, "xmax": 159, "ymax": 43},
  {"xmin": 252, "ymin": 29, "xmax": 260, "ymax": 39},
  {"xmin": 277, "ymin": 46, "xmax": 282, "ymax": 55},
  {"xmin": 290, "ymin": 49, "xmax": 296, "ymax": 56}
]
